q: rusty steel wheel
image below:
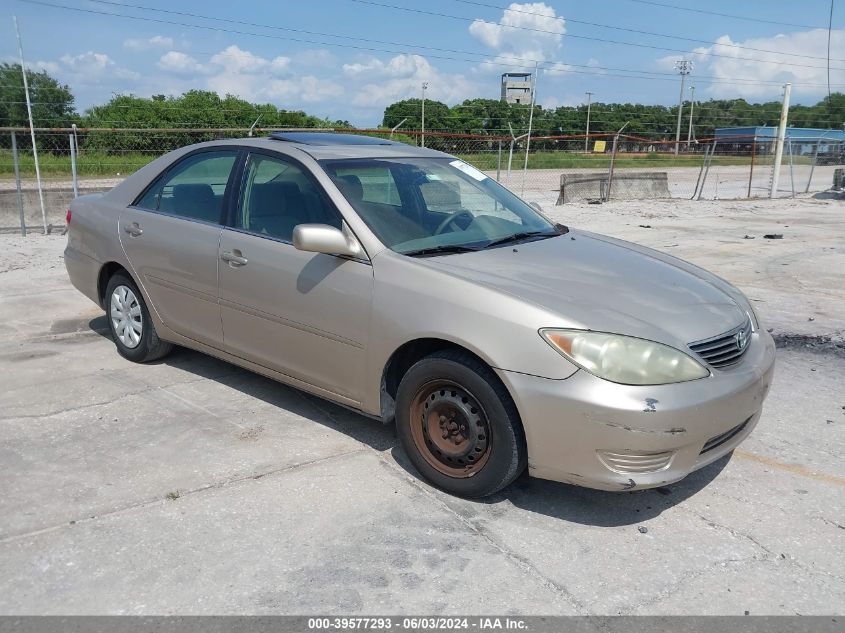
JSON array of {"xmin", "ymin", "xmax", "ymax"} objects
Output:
[
  {"xmin": 395, "ymin": 350, "xmax": 527, "ymax": 498},
  {"xmin": 410, "ymin": 380, "xmax": 491, "ymax": 478}
]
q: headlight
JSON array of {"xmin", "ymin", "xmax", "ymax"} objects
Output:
[{"xmin": 540, "ymin": 329, "xmax": 710, "ymax": 385}]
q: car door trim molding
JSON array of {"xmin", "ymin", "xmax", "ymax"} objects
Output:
[
  {"xmin": 219, "ymin": 297, "xmax": 364, "ymax": 349},
  {"xmin": 161, "ymin": 324, "xmax": 363, "ymax": 409},
  {"xmin": 144, "ymin": 274, "xmax": 218, "ymax": 305}
]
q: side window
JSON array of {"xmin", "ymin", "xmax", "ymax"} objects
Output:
[
  {"xmin": 135, "ymin": 150, "xmax": 237, "ymax": 224},
  {"xmin": 238, "ymin": 153, "xmax": 341, "ymax": 242}
]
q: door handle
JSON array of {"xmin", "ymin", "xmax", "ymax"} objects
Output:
[
  {"xmin": 123, "ymin": 222, "xmax": 143, "ymax": 237},
  {"xmin": 221, "ymin": 250, "xmax": 248, "ymax": 267}
]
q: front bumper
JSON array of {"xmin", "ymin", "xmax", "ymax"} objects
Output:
[{"xmin": 497, "ymin": 330, "xmax": 776, "ymax": 491}]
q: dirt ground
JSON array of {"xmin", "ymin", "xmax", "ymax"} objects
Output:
[{"xmin": 0, "ymin": 194, "xmax": 843, "ymax": 615}]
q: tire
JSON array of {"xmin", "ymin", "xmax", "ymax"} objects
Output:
[
  {"xmin": 105, "ymin": 272, "xmax": 173, "ymax": 363},
  {"xmin": 395, "ymin": 350, "xmax": 527, "ymax": 498}
]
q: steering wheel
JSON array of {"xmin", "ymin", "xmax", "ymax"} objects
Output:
[{"xmin": 434, "ymin": 210, "xmax": 474, "ymax": 235}]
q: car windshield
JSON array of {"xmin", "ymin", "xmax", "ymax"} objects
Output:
[{"xmin": 319, "ymin": 157, "xmax": 559, "ymax": 255}]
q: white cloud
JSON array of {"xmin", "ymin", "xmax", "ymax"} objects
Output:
[
  {"xmin": 658, "ymin": 29, "xmax": 845, "ymax": 99},
  {"xmin": 342, "ymin": 54, "xmax": 476, "ymax": 106},
  {"xmin": 196, "ymin": 45, "xmax": 340, "ymax": 104},
  {"xmin": 58, "ymin": 51, "xmax": 139, "ymax": 81},
  {"xmin": 469, "ymin": 2, "xmax": 565, "ymax": 67},
  {"xmin": 292, "ymin": 49, "xmax": 336, "ymax": 68},
  {"xmin": 209, "ymin": 45, "xmax": 288, "ymax": 74},
  {"xmin": 28, "ymin": 60, "xmax": 61, "ymax": 75},
  {"xmin": 157, "ymin": 51, "xmax": 206, "ymax": 75},
  {"xmin": 265, "ymin": 76, "xmax": 344, "ymax": 102},
  {"xmin": 123, "ymin": 35, "xmax": 174, "ymax": 51}
]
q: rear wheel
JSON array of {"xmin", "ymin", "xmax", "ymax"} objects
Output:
[
  {"xmin": 105, "ymin": 272, "xmax": 172, "ymax": 363},
  {"xmin": 395, "ymin": 350, "xmax": 526, "ymax": 498}
]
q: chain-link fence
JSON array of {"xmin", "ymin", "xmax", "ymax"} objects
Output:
[{"xmin": 1, "ymin": 126, "xmax": 841, "ymax": 233}]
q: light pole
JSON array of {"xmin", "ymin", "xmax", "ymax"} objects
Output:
[
  {"xmin": 421, "ymin": 82, "xmax": 428, "ymax": 148},
  {"xmin": 674, "ymin": 59, "xmax": 692, "ymax": 157},
  {"xmin": 687, "ymin": 85, "xmax": 696, "ymax": 148},
  {"xmin": 585, "ymin": 91, "xmax": 594, "ymax": 152}
]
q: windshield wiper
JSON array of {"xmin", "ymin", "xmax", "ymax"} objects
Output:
[
  {"xmin": 482, "ymin": 230, "xmax": 559, "ymax": 249},
  {"xmin": 402, "ymin": 244, "xmax": 482, "ymax": 257}
]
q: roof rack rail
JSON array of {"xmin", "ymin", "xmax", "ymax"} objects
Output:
[{"xmin": 267, "ymin": 131, "xmax": 399, "ymax": 146}]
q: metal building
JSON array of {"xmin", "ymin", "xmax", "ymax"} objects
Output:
[
  {"xmin": 715, "ymin": 126, "xmax": 845, "ymax": 157},
  {"xmin": 500, "ymin": 73, "xmax": 533, "ymax": 105}
]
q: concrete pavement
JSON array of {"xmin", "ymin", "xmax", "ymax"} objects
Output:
[{"xmin": 0, "ymin": 202, "xmax": 843, "ymax": 614}]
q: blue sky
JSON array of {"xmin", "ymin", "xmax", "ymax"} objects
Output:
[{"xmin": 4, "ymin": 0, "xmax": 845, "ymax": 126}]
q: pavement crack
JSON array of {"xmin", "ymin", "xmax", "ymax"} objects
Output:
[
  {"xmin": 619, "ymin": 557, "xmax": 755, "ymax": 614},
  {"xmin": 373, "ymin": 452, "xmax": 586, "ymax": 614},
  {"xmin": 0, "ymin": 448, "xmax": 367, "ymax": 545}
]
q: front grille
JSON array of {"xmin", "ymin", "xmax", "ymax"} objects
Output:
[
  {"xmin": 700, "ymin": 417, "xmax": 751, "ymax": 454},
  {"xmin": 688, "ymin": 319, "xmax": 753, "ymax": 369},
  {"xmin": 597, "ymin": 450, "xmax": 674, "ymax": 474}
]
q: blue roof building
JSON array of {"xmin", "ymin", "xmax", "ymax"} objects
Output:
[{"xmin": 714, "ymin": 126, "xmax": 845, "ymax": 155}]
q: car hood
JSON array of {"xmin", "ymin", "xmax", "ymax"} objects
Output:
[{"xmin": 418, "ymin": 229, "xmax": 748, "ymax": 347}]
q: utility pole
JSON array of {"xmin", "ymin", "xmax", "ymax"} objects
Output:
[
  {"xmin": 770, "ymin": 82, "xmax": 792, "ymax": 198},
  {"xmin": 14, "ymin": 16, "xmax": 47, "ymax": 234},
  {"xmin": 687, "ymin": 85, "xmax": 696, "ymax": 148},
  {"xmin": 674, "ymin": 59, "xmax": 692, "ymax": 157},
  {"xmin": 421, "ymin": 82, "xmax": 428, "ymax": 148},
  {"xmin": 585, "ymin": 91, "xmax": 594, "ymax": 152}
]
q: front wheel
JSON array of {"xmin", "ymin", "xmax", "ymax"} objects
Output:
[
  {"xmin": 395, "ymin": 350, "xmax": 527, "ymax": 498},
  {"xmin": 105, "ymin": 272, "xmax": 173, "ymax": 363}
]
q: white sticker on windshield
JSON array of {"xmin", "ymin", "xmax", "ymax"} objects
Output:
[{"xmin": 449, "ymin": 160, "xmax": 488, "ymax": 182}]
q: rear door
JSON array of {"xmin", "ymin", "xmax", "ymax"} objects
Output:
[
  {"xmin": 119, "ymin": 148, "xmax": 239, "ymax": 347},
  {"xmin": 218, "ymin": 150, "xmax": 373, "ymax": 403}
]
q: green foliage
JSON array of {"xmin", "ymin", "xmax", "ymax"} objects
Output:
[
  {"xmin": 382, "ymin": 95, "xmax": 845, "ymax": 141},
  {"xmin": 0, "ymin": 63, "xmax": 76, "ymax": 150},
  {"xmin": 0, "ymin": 63, "xmax": 76, "ymax": 128},
  {"xmin": 80, "ymin": 90, "xmax": 351, "ymax": 153}
]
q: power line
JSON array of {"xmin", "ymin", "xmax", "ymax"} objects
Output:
[
  {"xmin": 352, "ymin": 0, "xmax": 845, "ymax": 71},
  {"xmin": 451, "ymin": 0, "xmax": 845, "ymax": 63},
  {"xmin": 21, "ymin": 0, "xmax": 845, "ymax": 90},
  {"xmin": 87, "ymin": 0, "xmax": 845, "ymax": 79},
  {"xmin": 621, "ymin": 0, "xmax": 827, "ymax": 30}
]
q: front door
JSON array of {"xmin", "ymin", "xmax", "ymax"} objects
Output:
[
  {"xmin": 218, "ymin": 151, "xmax": 373, "ymax": 403},
  {"xmin": 119, "ymin": 149, "xmax": 239, "ymax": 347}
]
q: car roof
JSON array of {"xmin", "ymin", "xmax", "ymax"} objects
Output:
[{"xmin": 209, "ymin": 132, "xmax": 450, "ymax": 161}]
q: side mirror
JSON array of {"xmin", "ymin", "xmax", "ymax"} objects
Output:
[
  {"xmin": 292, "ymin": 223, "xmax": 364, "ymax": 258},
  {"xmin": 529, "ymin": 202, "xmax": 544, "ymax": 213}
]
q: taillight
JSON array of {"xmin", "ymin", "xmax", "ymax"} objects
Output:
[{"xmin": 66, "ymin": 209, "xmax": 72, "ymax": 224}]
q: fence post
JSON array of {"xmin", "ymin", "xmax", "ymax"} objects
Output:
[
  {"xmin": 605, "ymin": 123, "xmax": 630, "ymax": 201},
  {"xmin": 69, "ymin": 133, "xmax": 79, "ymax": 198},
  {"xmin": 770, "ymin": 82, "xmax": 792, "ymax": 198},
  {"xmin": 496, "ymin": 140, "xmax": 502, "ymax": 182},
  {"xmin": 747, "ymin": 139, "xmax": 756, "ymax": 198},
  {"xmin": 691, "ymin": 142, "xmax": 709, "ymax": 199},
  {"xmin": 806, "ymin": 138, "xmax": 822, "ymax": 193},
  {"xmin": 606, "ymin": 135, "xmax": 619, "ymax": 201},
  {"xmin": 697, "ymin": 140, "xmax": 717, "ymax": 200},
  {"xmin": 787, "ymin": 138, "xmax": 796, "ymax": 198},
  {"xmin": 11, "ymin": 132, "xmax": 26, "ymax": 236}
]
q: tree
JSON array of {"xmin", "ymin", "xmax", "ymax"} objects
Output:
[
  {"xmin": 80, "ymin": 90, "xmax": 352, "ymax": 153},
  {"xmin": 0, "ymin": 63, "xmax": 76, "ymax": 149}
]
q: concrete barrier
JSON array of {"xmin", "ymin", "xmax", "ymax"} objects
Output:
[
  {"xmin": 0, "ymin": 184, "xmax": 112, "ymax": 232},
  {"xmin": 556, "ymin": 170, "xmax": 670, "ymax": 204}
]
